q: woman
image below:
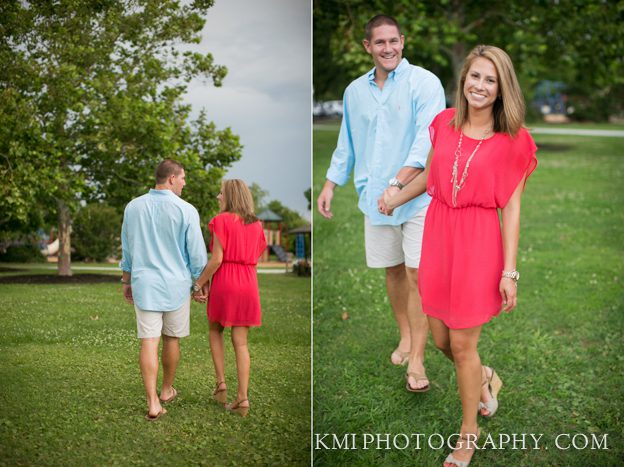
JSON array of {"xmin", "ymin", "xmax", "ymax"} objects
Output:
[
  {"xmin": 193, "ymin": 179, "xmax": 267, "ymax": 417},
  {"xmin": 382, "ymin": 45, "xmax": 537, "ymax": 466}
]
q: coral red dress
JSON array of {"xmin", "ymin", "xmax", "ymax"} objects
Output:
[
  {"xmin": 419, "ymin": 108, "xmax": 537, "ymax": 329},
  {"xmin": 207, "ymin": 212, "xmax": 267, "ymax": 327}
]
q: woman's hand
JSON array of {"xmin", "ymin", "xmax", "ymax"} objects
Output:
[
  {"xmin": 499, "ymin": 278, "xmax": 517, "ymax": 312},
  {"xmin": 379, "ymin": 189, "xmax": 397, "ymax": 216}
]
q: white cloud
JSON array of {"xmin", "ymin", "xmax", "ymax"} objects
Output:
[{"xmin": 182, "ymin": 0, "xmax": 311, "ymax": 218}]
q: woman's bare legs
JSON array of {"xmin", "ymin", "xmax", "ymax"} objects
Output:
[
  {"xmin": 209, "ymin": 321, "xmax": 226, "ymax": 391},
  {"xmin": 443, "ymin": 326, "xmax": 483, "ymax": 466},
  {"xmin": 231, "ymin": 326, "xmax": 250, "ymax": 407}
]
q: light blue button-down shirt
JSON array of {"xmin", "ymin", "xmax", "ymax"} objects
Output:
[
  {"xmin": 120, "ymin": 189, "xmax": 207, "ymax": 312},
  {"xmin": 326, "ymin": 58, "xmax": 446, "ymax": 226}
]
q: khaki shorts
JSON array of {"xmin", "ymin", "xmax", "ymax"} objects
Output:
[
  {"xmin": 364, "ymin": 205, "xmax": 428, "ymax": 269},
  {"xmin": 134, "ymin": 298, "xmax": 191, "ymax": 339}
]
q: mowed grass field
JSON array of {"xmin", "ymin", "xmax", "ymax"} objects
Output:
[
  {"xmin": 0, "ymin": 268, "xmax": 310, "ymax": 466},
  {"xmin": 312, "ymin": 125, "xmax": 624, "ymax": 466}
]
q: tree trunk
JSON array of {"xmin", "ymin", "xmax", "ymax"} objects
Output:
[
  {"xmin": 57, "ymin": 199, "xmax": 72, "ymax": 276},
  {"xmin": 448, "ymin": 41, "xmax": 467, "ymax": 100}
]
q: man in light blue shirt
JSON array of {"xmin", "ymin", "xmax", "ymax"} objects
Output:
[
  {"xmin": 317, "ymin": 15, "xmax": 445, "ymax": 392},
  {"xmin": 120, "ymin": 159, "xmax": 207, "ymax": 420}
]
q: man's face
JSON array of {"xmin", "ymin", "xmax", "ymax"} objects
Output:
[
  {"xmin": 363, "ymin": 24, "xmax": 404, "ymax": 75},
  {"xmin": 170, "ymin": 169, "xmax": 186, "ymax": 196}
]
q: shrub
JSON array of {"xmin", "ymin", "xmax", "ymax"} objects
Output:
[
  {"xmin": 73, "ymin": 204, "xmax": 121, "ymax": 262},
  {"xmin": 0, "ymin": 243, "xmax": 45, "ymax": 263}
]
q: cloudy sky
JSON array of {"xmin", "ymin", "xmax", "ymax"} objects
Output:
[{"xmin": 183, "ymin": 0, "xmax": 311, "ymax": 218}]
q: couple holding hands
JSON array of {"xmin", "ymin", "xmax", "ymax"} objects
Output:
[
  {"xmin": 121, "ymin": 160, "xmax": 266, "ymax": 421},
  {"xmin": 317, "ymin": 15, "xmax": 537, "ymax": 467}
]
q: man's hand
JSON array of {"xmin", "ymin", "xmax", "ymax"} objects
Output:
[
  {"xmin": 377, "ymin": 186, "xmax": 400, "ymax": 216},
  {"xmin": 122, "ymin": 284, "xmax": 134, "ymax": 305},
  {"xmin": 317, "ymin": 181, "xmax": 336, "ymax": 219}
]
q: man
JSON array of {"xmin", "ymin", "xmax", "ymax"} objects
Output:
[
  {"xmin": 316, "ymin": 15, "xmax": 445, "ymax": 391},
  {"xmin": 120, "ymin": 159, "xmax": 207, "ymax": 420}
]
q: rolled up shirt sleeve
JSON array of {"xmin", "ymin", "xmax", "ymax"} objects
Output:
[
  {"xmin": 404, "ymin": 74, "xmax": 446, "ymax": 169},
  {"xmin": 325, "ymin": 91, "xmax": 355, "ymax": 186},
  {"xmin": 119, "ymin": 208, "xmax": 132, "ymax": 273},
  {"xmin": 186, "ymin": 208, "xmax": 208, "ymax": 279}
]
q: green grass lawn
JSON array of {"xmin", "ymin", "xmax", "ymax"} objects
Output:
[
  {"xmin": 313, "ymin": 127, "xmax": 624, "ymax": 466},
  {"xmin": 0, "ymin": 269, "xmax": 310, "ymax": 466}
]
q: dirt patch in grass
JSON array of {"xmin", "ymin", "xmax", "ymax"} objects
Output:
[{"xmin": 0, "ymin": 274, "xmax": 119, "ymax": 284}]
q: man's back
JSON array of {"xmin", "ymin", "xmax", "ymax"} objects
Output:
[{"xmin": 120, "ymin": 189, "xmax": 207, "ymax": 311}]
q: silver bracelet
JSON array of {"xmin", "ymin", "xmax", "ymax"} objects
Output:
[{"xmin": 501, "ymin": 270, "xmax": 520, "ymax": 282}]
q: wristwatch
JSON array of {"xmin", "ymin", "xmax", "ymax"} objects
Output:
[
  {"xmin": 191, "ymin": 282, "xmax": 202, "ymax": 293},
  {"xmin": 388, "ymin": 177, "xmax": 404, "ymax": 190},
  {"xmin": 120, "ymin": 278, "xmax": 130, "ymax": 285},
  {"xmin": 501, "ymin": 270, "xmax": 520, "ymax": 282}
]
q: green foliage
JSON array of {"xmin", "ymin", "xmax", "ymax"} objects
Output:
[
  {"xmin": 313, "ymin": 126, "xmax": 624, "ymax": 465},
  {"xmin": 0, "ymin": 244, "xmax": 45, "ymax": 263},
  {"xmin": 250, "ymin": 182, "xmax": 270, "ymax": 212},
  {"xmin": 0, "ymin": 271, "xmax": 310, "ymax": 465},
  {"xmin": 0, "ymin": 0, "xmax": 242, "ymax": 266},
  {"xmin": 304, "ymin": 188, "xmax": 311, "ymax": 211},
  {"xmin": 72, "ymin": 204, "xmax": 121, "ymax": 262},
  {"xmin": 313, "ymin": 1, "xmax": 624, "ymax": 120}
]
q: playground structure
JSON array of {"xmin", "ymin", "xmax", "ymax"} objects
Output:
[
  {"xmin": 257, "ymin": 209, "xmax": 288, "ymax": 263},
  {"xmin": 289, "ymin": 224, "xmax": 311, "ymax": 276}
]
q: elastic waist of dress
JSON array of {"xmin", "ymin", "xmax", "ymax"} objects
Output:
[
  {"xmin": 221, "ymin": 260, "xmax": 256, "ymax": 266},
  {"xmin": 432, "ymin": 198, "xmax": 497, "ymax": 210}
]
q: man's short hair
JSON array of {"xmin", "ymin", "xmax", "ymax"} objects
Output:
[
  {"xmin": 365, "ymin": 15, "xmax": 401, "ymax": 40},
  {"xmin": 155, "ymin": 159, "xmax": 184, "ymax": 184}
]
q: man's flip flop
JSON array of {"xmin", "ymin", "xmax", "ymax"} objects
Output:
[
  {"xmin": 160, "ymin": 387, "xmax": 177, "ymax": 404},
  {"xmin": 145, "ymin": 408, "xmax": 167, "ymax": 421}
]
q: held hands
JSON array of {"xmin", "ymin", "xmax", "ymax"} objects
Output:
[
  {"xmin": 377, "ymin": 186, "xmax": 400, "ymax": 216},
  {"xmin": 499, "ymin": 278, "xmax": 517, "ymax": 312},
  {"xmin": 122, "ymin": 284, "xmax": 134, "ymax": 305},
  {"xmin": 192, "ymin": 282, "xmax": 210, "ymax": 304}
]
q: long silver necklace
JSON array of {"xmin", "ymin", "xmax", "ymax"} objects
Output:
[{"xmin": 450, "ymin": 127, "xmax": 491, "ymax": 207}]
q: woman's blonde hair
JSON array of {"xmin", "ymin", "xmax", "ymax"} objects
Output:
[
  {"xmin": 451, "ymin": 45, "xmax": 525, "ymax": 137},
  {"xmin": 220, "ymin": 179, "xmax": 258, "ymax": 224}
]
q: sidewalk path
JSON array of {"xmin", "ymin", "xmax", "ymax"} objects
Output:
[
  {"xmin": 528, "ymin": 128, "xmax": 624, "ymax": 137},
  {"xmin": 5, "ymin": 265, "xmax": 288, "ymax": 274},
  {"xmin": 315, "ymin": 124, "xmax": 624, "ymax": 138}
]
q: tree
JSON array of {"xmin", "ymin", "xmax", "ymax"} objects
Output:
[
  {"xmin": 0, "ymin": 0, "xmax": 242, "ymax": 275},
  {"xmin": 304, "ymin": 188, "xmax": 311, "ymax": 211},
  {"xmin": 249, "ymin": 182, "xmax": 269, "ymax": 212},
  {"xmin": 313, "ymin": 0, "xmax": 623, "ymax": 119}
]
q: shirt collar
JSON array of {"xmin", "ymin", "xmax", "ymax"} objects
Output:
[
  {"xmin": 367, "ymin": 58, "xmax": 410, "ymax": 82},
  {"xmin": 149, "ymin": 188, "xmax": 175, "ymax": 196}
]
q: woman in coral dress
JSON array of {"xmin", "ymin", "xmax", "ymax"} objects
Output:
[
  {"xmin": 193, "ymin": 179, "xmax": 266, "ymax": 417},
  {"xmin": 383, "ymin": 45, "xmax": 537, "ymax": 466}
]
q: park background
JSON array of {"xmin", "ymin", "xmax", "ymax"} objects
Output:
[
  {"xmin": 0, "ymin": 1, "xmax": 311, "ymax": 465},
  {"xmin": 313, "ymin": 1, "xmax": 623, "ymax": 466}
]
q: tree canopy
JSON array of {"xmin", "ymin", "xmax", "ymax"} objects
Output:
[
  {"xmin": 0, "ymin": 0, "xmax": 243, "ymax": 274},
  {"xmin": 313, "ymin": 0, "xmax": 623, "ymax": 120}
]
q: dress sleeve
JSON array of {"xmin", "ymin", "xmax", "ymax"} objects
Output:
[
  {"xmin": 495, "ymin": 129, "xmax": 538, "ymax": 208},
  {"xmin": 428, "ymin": 108, "xmax": 452, "ymax": 148},
  {"xmin": 208, "ymin": 214, "xmax": 227, "ymax": 253},
  {"xmin": 256, "ymin": 223, "xmax": 267, "ymax": 259}
]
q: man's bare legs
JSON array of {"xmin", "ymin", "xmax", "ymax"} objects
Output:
[
  {"xmin": 160, "ymin": 335, "xmax": 180, "ymax": 401},
  {"xmin": 385, "ymin": 264, "xmax": 411, "ymax": 364},
  {"xmin": 139, "ymin": 337, "xmax": 166, "ymax": 417},
  {"xmin": 405, "ymin": 266, "xmax": 429, "ymax": 390}
]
